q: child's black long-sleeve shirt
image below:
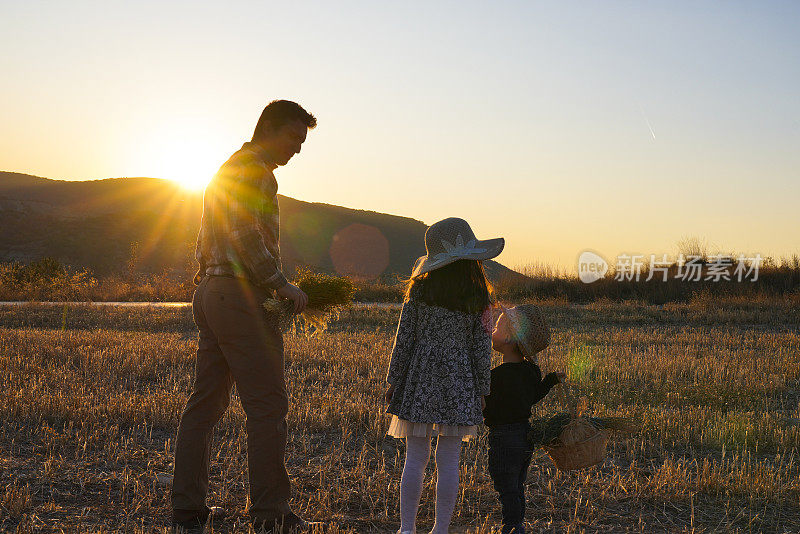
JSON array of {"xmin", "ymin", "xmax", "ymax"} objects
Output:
[{"xmin": 482, "ymin": 360, "xmax": 560, "ymax": 427}]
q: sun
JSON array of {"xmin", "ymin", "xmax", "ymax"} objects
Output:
[
  {"xmin": 156, "ymin": 137, "xmax": 220, "ymax": 191},
  {"xmin": 161, "ymin": 156, "xmax": 216, "ymax": 191},
  {"xmin": 133, "ymin": 125, "xmax": 227, "ymax": 191}
]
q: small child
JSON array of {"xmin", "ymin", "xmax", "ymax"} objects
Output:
[
  {"xmin": 482, "ymin": 304, "xmax": 564, "ymax": 534},
  {"xmin": 385, "ymin": 217, "xmax": 504, "ymax": 534}
]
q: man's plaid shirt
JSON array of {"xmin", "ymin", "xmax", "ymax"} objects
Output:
[{"xmin": 194, "ymin": 142, "xmax": 288, "ymax": 291}]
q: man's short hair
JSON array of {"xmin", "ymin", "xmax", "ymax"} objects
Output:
[{"xmin": 252, "ymin": 100, "xmax": 317, "ymax": 141}]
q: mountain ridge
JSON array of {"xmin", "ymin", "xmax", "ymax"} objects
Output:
[{"xmin": 0, "ymin": 171, "xmax": 527, "ymax": 284}]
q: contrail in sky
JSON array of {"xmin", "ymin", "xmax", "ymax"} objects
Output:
[{"xmin": 638, "ymin": 102, "xmax": 656, "ymax": 140}]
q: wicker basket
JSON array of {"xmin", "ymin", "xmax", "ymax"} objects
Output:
[{"xmin": 544, "ymin": 382, "xmax": 609, "ymax": 472}]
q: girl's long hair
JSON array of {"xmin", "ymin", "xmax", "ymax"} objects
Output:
[{"xmin": 404, "ymin": 259, "xmax": 494, "ymax": 314}]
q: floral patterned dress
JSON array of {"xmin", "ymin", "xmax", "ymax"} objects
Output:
[{"xmin": 385, "ymin": 291, "xmax": 493, "ymax": 441}]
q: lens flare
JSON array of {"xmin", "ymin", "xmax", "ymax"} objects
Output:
[
  {"xmin": 329, "ymin": 223, "xmax": 390, "ymax": 279},
  {"xmin": 568, "ymin": 344, "xmax": 595, "ymax": 382}
]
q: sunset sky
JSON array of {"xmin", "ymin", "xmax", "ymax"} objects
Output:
[{"xmin": 2, "ymin": 2, "xmax": 798, "ymax": 272}]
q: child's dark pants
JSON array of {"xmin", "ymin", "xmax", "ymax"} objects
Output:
[{"xmin": 488, "ymin": 422, "xmax": 533, "ymax": 534}]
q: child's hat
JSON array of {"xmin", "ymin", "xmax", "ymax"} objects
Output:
[
  {"xmin": 411, "ymin": 217, "xmax": 504, "ymax": 278},
  {"xmin": 505, "ymin": 304, "xmax": 550, "ymax": 359}
]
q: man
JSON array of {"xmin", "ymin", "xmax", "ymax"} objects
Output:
[{"xmin": 171, "ymin": 100, "xmax": 316, "ymax": 533}]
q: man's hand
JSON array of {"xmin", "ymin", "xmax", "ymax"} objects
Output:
[
  {"xmin": 384, "ymin": 385, "xmax": 395, "ymax": 404},
  {"xmin": 555, "ymin": 371, "xmax": 567, "ymax": 383},
  {"xmin": 481, "ymin": 395, "xmax": 486, "ymax": 411},
  {"xmin": 276, "ymin": 283, "xmax": 308, "ymax": 314}
]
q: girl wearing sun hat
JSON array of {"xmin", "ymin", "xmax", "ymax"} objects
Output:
[{"xmin": 384, "ymin": 217, "xmax": 503, "ymax": 534}]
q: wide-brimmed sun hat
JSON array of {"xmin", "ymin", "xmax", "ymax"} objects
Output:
[
  {"xmin": 505, "ymin": 304, "xmax": 551, "ymax": 360},
  {"xmin": 410, "ymin": 217, "xmax": 504, "ymax": 278}
]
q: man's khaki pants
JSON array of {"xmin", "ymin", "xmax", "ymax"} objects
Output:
[{"xmin": 172, "ymin": 275, "xmax": 291, "ymax": 523}]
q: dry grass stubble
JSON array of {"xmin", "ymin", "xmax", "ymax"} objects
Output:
[{"xmin": 0, "ymin": 301, "xmax": 798, "ymax": 532}]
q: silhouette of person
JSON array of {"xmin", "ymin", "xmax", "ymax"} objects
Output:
[{"xmin": 171, "ymin": 100, "xmax": 316, "ymax": 533}]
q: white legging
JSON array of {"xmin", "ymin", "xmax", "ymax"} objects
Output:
[{"xmin": 399, "ymin": 434, "xmax": 462, "ymax": 534}]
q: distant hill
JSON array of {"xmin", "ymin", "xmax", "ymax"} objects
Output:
[{"xmin": 0, "ymin": 171, "xmax": 527, "ymax": 284}]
